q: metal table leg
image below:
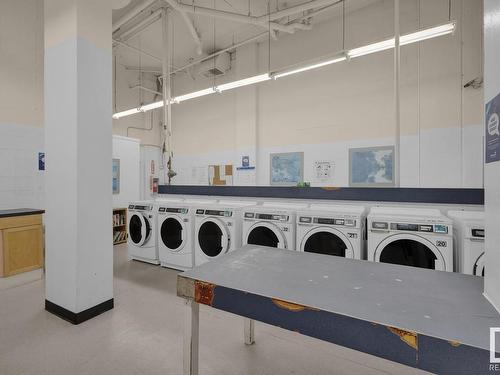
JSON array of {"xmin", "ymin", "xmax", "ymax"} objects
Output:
[
  {"xmin": 244, "ymin": 318, "xmax": 255, "ymax": 345},
  {"xmin": 183, "ymin": 299, "xmax": 199, "ymax": 375}
]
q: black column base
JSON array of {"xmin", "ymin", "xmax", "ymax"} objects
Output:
[{"xmin": 45, "ymin": 298, "xmax": 114, "ymax": 325}]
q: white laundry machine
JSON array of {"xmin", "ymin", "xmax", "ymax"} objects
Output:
[
  {"xmin": 447, "ymin": 210, "xmax": 485, "ymax": 276},
  {"xmin": 127, "ymin": 200, "xmax": 159, "ymax": 264},
  {"xmin": 242, "ymin": 202, "xmax": 308, "ymax": 251},
  {"xmin": 157, "ymin": 198, "xmax": 201, "ymax": 271},
  {"xmin": 367, "ymin": 207, "xmax": 453, "ymax": 272},
  {"xmin": 296, "ymin": 204, "xmax": 366, "ymax": 259},
  {"xmin": 194, "ymin": 201, "xmax": 257, "ymax": 266}
]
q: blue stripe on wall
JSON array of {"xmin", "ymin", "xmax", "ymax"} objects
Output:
[{"xmin": 158, "ymin": 186, "xmax": 484, "ymax": 205}]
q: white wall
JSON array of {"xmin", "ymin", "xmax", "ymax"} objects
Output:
[
  {"xmin": 483, "ymin": 0, "xmax": 500, "ymax": 313},
  {"xmin": 0, "ymin": 0, "xmax": 44, "ymax": 208},
  {"xmin": 152, "ymin": 0, "xmax": 483, "ymax": 188},
  {"xmin": 112, "ymin": 135, "xmax": 140, "ymax": 208}
]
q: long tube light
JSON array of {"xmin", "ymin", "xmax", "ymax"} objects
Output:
[
  {"xmin": 273, "ymin": 55, "xmax": 347, "ymax": 79},
  {"xmin": 217, "ymin": 73, "xmax": 271, "ymax": 92},
  {"xmin": 113, "ymin": 21, "xmax": 455, "ymax": 119},
  {"xmin": 348, "ymin": 22, "xmax": 455, "ymax": 58}
]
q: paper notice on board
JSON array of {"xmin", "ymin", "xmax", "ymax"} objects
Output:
[{"xmin": 313, "ymin": 161, "xmax": 335, "ymax": 183}]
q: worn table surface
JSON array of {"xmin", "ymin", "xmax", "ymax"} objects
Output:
[
  {"xmin": 181, "ymin": 245, "xmax": 500, "ymax": 351},
  {"xmin": 0, "ymin": 208, "xmax": 45, "ymax": 218}
]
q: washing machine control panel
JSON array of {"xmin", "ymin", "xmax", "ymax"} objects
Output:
[
  {"xmin": 373, "ymin": 222, "xmax": 449, "ymax": 234},
  {"xmin": 129, "ymin": 205, "xmax": 153, "ymax": 211},
  {"xmin": 196, "ymin": 209, "xmax": 233, "ymax": 217},
  {"xmin": 158, "ymin": 207, "xmax": 188, "ymax": 214},
  {"xmin": 246, "ymin": 213, "xmax": 289, "ymax": 222},
  {"xmin": 471, "ymin": 228, "xmax": 484, "ymax": 238},
  {"xmin": 300, "ymin": 216, "xmax": 356, "ymax": 227}
]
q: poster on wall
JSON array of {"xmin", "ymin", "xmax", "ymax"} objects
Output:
[
  {"xmin": 38, "ymin": 152, "xmax": 45, "ymax": 171},
  {"xmin": 486, "ymin": 92, "xmax": 500, "ymax": 164},
  {"xmin": 349, "ymin": 146, "xmax": 395, "ymax": 187},
  {"xmin": 313, "ymin": 160, "xmax": 335, "ymax": 183},
  {"xmin": 270, "ymin": 152, "xmax": 304, "ymax": 186},
  {"xmin": 112, "ymin": 159, "xmax": 120, "ymax": 194},
  {"xmin": 209, "ymin": 165, "xmax": 233, "ymax": 186}
]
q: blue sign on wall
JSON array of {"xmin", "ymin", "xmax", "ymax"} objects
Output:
[
  {"xmin": 38, "ymin": 152, "xmax": 45, "ymax": 171},
  {"xmin": 486, "ymin": 92, "xmax": 500, "ymax": 164}
]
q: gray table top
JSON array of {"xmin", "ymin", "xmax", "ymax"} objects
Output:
[
  {"xmin": 181, "ymin": 245, "xmax": 500, "ymax": 351},
  {"xmin": 0, "ymin": 208, "xmax": 45, "ymax": 218}
]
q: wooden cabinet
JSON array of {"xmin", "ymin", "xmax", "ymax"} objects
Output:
[
  {"xmin": 113, "ymin": 208, "xmax": 128, "ymax": 245},
  {"xmin": 0, "ymin": 214, "xmax": 44, "ymax": 277}
]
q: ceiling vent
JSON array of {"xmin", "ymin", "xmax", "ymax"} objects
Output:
[{"xmin": 196, "ymin": 52, "xmax": 231, "ymax": 78}]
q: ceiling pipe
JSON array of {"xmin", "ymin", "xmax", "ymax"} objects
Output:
[
  {"xmin": 175, "ymin": 2, "xmax": 308, "ymax": 34},
  {"xmin": 163, "ymin": 0, "xmax": 203, "ymax": 55},
  {"xmin": 113, "ymin": 0, "xmax": 159, "ymax": 32},
  {"xmin": 118, "ymin": 8, "xmax": 163, "ymax": 41},
  {"xmin": 113, "ymin": 39, "xmax": 162, "ymax": 62},
  {"xmin": 257, "ymin": 0, "xmax": 342, "ymax": 22}
]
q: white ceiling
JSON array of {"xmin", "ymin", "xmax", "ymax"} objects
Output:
[{"xmin": 113, "ymin": 0, "xmax": 380, "ymax": 75}]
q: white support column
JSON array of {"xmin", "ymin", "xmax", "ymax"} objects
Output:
[
  {"xmin": 394, "ymin": 0, "xmax": 401, "ymax": 187},
  {"xmin": 483, "ymin": 0, "xmax": 500, "ymax": 313},
  {"xmin": 244, "ymin": 318, "xmax": 255, "ymax": 345},
  {"xmin": 183, "ymin": 299, "xmax": 200, "ymax": 375},
  {"xmin": 44, "ymin": 0, "xmax": 113, "ymax": 323}
]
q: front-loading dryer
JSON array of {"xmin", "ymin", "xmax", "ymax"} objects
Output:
[
  {"xmin": 242, "ymin": 202, "xmax": 308, "ymax": 250},
  {"xmin": 194, "ymin": 201, "xmax": 257, "ymax": 266},
  {"xmin": 297, "ymin": 204, "xmax": 366, "ymax": 259},
  {"xmin": 157, "ymin": 198, "xmax": 201, "ymax": 271},
  {"xmin": 368, "ymin": 207, "xmax": 453, "ymax": 272},
  {"xmin": 127, "ymin": 200, "xmax": 159, "ymax": 264},
  {"xmin": 447, "ymin": 210, "xmax": 485, "ymax": 276}
]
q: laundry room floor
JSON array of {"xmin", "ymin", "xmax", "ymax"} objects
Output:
[{"xmin": 0, "ymin": 245, "xmax": 431, "ymax": 375}]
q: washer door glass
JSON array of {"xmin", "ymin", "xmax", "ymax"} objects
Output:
[
  {"xmin": 304, "ymin": 231, "xmax": 347, "ymax": 257},
  {"xmin": 247, "ymin": 225, "xmax": 280, "ymax": 248},
  {"xmin": 129, "ymin": 214, "xmax": 150, "ymax": 245},
  {"xmin": 161, "ymin": 217, "xmax": 183, "ymax": 251},
  {"xmin": 198, "ymin": 220, "xmax": 227, "ymax": 258},
  {"xmin": 379, "ymin": 239, "xmax": 437, "ymax": 270},
  {"xmin": 474, "ymin": 252, "xmax": 485, "ymax": 276}
]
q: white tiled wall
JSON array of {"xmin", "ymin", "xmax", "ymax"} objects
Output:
[{"xmin": 0, "ymin": 124, "xmax": 44, "ymax": 209}]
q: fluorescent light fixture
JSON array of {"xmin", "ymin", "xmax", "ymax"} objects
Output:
[
  {"xmin": 112, "ymin": 22, "xmax": 455, "ymax": 119},
  {"xmin": 141, "ymin": 100, "xmax": 164, "ymax": 112},
  {"xmin": 400, "ymin": 22, "xmax": 456, "ymax": 45},
  {"xmin": 273, "ymin": 55, "xmax": 347, "ymax": 79},
  {"xmin": 112, "ymin": 107, "xmax": 143, "ymax": 119},
  {"xmin": 348, "ymin": 21, "xmax": 456, "ymax": 59},
  {"xmin": 217, "ymin": 73, "xmax": 271, "ymax": 92},
  {"xmin": 174, "ymin": 87, "xmax": 217, "ymax": 103}
]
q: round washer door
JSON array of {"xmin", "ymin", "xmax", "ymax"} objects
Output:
[
  {"xmin": 245, "ymin": 222, "xmax": 286, "ymax": 249},
  {"xmin": 374, "ymin": 234, "xmax": 446, "ymax": 271},
  {"xmin": 197, "ymin": 218, "xmax": 230, "ymax": 259},
  {"xmin": 129, "ymin": 213, "xmax": 151, "ymax": 246},
  {"xmin": 300, "ymin": 227, "xmax": 354, "ymax": 258},
  {"xmin": 160, "ymin": 215, "xmax": 186, "ymax": 252},
  {"xmin": 474, "ymin": 252, "xmax": 485, "ymax": 276}
]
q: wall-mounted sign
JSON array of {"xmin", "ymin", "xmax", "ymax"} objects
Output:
[
  {"xmin": 112, "ymin": 158, "xmax": 120, "ymax": 194},
  {"xmin": 270, "ymin": 152, "xmax": 304, "ymax": 186},
  {"xmin": 314, "ymin": 160, "xmax": 334, "ymax": 183},
  {"xmin": 38, "ymin": 152, "xmax": 45, "ymax": 171},
  {"xmin": 349, "ymin": 146, "xmax": 395, "ymax": 187},
  {"xmin": 486, "ymin": 92, "xmax": 500, "ymax": 164}
]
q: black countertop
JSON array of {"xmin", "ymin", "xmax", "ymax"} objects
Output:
[{"xmin": 0, "ymin": 208, "xmax": 45, "ymax": 218}]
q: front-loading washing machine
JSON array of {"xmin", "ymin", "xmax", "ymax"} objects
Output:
[
  {"xmin": 296, "ymin": 204, "xmax": 366, "ymax": 259},
  {"xmin": 368, "ymin": 207, "xmax": 453, "ymax": 271},
  {"xmin": 447, "ymin": 210, "xmax": 485, "ymax": 276},
  {"xmin": 242, "ymin": 202, "xmax": 308, "ymax": 250},
  {"xmin": 194, "ymin": 201, "xmax": 257, "ymax": 266},
  {"xmin": 157, "ymin": 198, "xmax": 202, "ymax": 271},
  {"xmin": 127, "ymin": 200, "xmax": 159, "ymax": 264}
]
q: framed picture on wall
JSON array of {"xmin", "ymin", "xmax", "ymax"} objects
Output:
[
  {"xmin": 270, "ymin": 152, "xmax": 304, "ymax": 186},
  {"xmin": 112, "ymin": 158, "xmax": 120, "ymax": 194},
  {"xmin": 349, "ymin": 146, "xmax": 395, "ymax": 187}
]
